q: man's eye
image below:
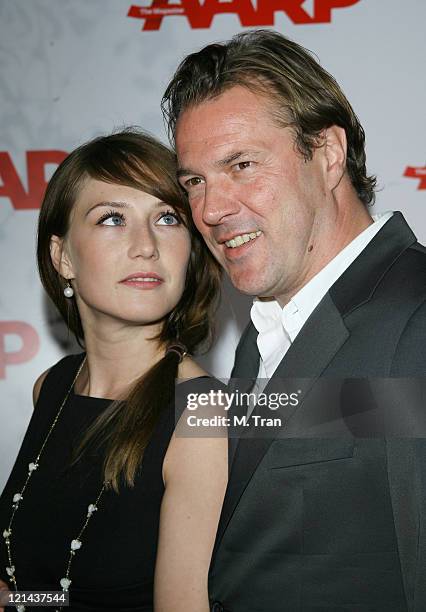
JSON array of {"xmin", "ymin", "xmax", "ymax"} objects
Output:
[
  {"xmin": 236, "ymin": 161, "xmax": 253, "ymax": 171},
  {"xmin": 185, "ymin": 177, "xmax": 203, "ymax": 187},
  {"xmin": 97, "ymin": 211, "xmax": 126, "ymax": 226},
  {"xmin": 157, "ymin": 211, "xmax": 180, "ymax": 226}
]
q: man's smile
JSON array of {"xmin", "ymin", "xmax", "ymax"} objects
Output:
[{"xmin": 224, "ymin": 230, "xmax": 262, "ymax": 248}]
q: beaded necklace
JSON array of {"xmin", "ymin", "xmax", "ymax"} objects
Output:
[{"xmin": 2, "ymin": 358, "xmax": 107, "ymax": 612}]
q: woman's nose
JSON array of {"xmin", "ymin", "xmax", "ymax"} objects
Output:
[{"xmin": 127, "ymin": 225, "xmax": 159, "ymax": 260}]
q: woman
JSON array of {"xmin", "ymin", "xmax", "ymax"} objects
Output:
[{"xmin": 0, "ymin": 129, "xmax": 227, "ymax": 611}]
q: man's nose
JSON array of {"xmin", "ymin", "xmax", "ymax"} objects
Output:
[
  {"xmin": 201, "ymin": 181, "xmax": 240, "ymax": 226},
  {"xmin": 127, "ymin": 225, "xmax": 159, "ymax": 260}
]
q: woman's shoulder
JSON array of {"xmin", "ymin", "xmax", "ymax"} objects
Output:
[
  {"xmin": 172, "ymin": 359, "xmax": 227, "ymax": 427},
  {"xmin": 177, "ymin": 356, "xmax": 208, "ymax": 380},
  {"xmin": 32, "ymin": 352, "xmax": 85, "ymax": 408},
  {"xmin": 177, "ymin": 356, "xmax": 226, "ymax": 386},
  {"xmin": 32, "ymin": 368, "xmax": 51, "ymax": 406},
  {"xmin": 176, "ymin": 357, "xmax": 226, "ymax": 392}
]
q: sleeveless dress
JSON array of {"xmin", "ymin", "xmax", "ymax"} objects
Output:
[{"xmin": 0, "ymin": 353, "xmax": 221, "ymax": 611}]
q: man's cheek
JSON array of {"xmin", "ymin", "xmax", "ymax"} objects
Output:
[{"xmin": 191, "ymin": 208, "xmax": 208, "ymax": 235}]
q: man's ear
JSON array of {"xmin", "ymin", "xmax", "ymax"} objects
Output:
[
  {"xmin": 50, "ymin": 235, "xmax": 74, "ymax": 279},
  {"xmin": 322, "ymin": 126, "xmax": 347, "ymax": 191}
]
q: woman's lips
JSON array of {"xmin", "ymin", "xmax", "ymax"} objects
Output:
[{"xmin": 119, "ymin": 273, "xmax": 164, "ymax": 289}]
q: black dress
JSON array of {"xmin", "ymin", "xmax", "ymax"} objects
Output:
[{"xmin": 0, "ymin": 353, "xmax": 219, "ymax": 611}]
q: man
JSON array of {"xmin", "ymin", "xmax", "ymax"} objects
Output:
[{"xmin": 162, "ymin": 30, "xmax": 426, "ymax": 611}]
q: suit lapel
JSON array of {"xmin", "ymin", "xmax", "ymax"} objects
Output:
[
  {"xmin": 229, "ymin": 320, "xmax": 259, "ymax": 383},
  {"xmin": 260, "ymin": 293, "xmax": 350, "ymax": 429},
  {"xmin": 227, "ymin": 321, "xmax": 259, "ymax": 465},
  {"xmin": 329, "ymin": 212, "xmax": 416, "ymax": 314},
  {"xmin": 213, "ymin": 295, "xmax": 350, "ymax": 559}
]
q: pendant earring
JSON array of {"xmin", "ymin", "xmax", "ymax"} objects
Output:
[{"xmin": 64, "ymin": 282, "xmax": 74, "ymax": 298}]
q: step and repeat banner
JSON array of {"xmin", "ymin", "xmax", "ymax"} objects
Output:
[{"xmin": 0, "ymin": 0, "xmax": 425, "ymax": 489}]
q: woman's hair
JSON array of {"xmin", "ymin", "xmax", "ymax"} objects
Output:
[
  {"xmin": 162, "ymin": 29, "xmax": 376, "ymax": 206},
  {"xmin": 37, "ymin": 128, "xmax": 222, "ymax": 491}
]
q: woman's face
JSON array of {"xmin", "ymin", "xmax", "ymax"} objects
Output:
[{"xmin": 51, "ymin": 178, "xmax": 191, "ymax": 330}]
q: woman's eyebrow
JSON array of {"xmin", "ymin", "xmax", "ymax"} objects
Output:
[{"xmin": 85, "ymin": 201, "xmax": 130, "ymax": 216}]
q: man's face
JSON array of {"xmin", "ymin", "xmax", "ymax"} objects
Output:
[{"xmin": 175, "ymin": 85, "xmax": 330, "ymax": 303}]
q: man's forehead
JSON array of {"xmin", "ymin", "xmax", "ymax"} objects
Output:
[
  {"xmin": 175, "ymin": 116, "xmax": 290, "ymax": 175},
  {"xmin": 176, "ymin": 113, "xmax": 252, "ymax": 149},
  {"xmin": 175, "ymin": 104, "xmax": 277, "ymax": 170},
  {"xmin": 176, "ymin": 86, "xmax": 274, "ymax": 133},
  {"xmin": 177, "ymin": 130, "xmax": 248, "ymax": 156}
]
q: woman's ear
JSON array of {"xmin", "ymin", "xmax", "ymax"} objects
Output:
[{"xmin": 50, "ymin": 235, "xmax": 74, "ymax": 279}]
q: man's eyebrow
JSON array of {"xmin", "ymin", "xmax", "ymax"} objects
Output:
[
  {"xmin": 176, "ymin": 167, "xmax": 194, "ymax": 180},
  {"xmin": 215, "ymin": 151, "xmax": 246, "ymax": 167},
  {"xmin": 85, "ymin": 201, "xmax": 130, "ymax": 216},
  {"xmin": 177, "ymin": 151, "xmax": 258, "ymax": 179}
]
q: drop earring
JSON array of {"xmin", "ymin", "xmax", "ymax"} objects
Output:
[{"xmin": 64, "ymin": 282, "xmax": 74, "ymax": 298}]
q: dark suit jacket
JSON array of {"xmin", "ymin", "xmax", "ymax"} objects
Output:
[{"xmin": 209, "ymin": 213, "xmax": 426, "ymax": 612}]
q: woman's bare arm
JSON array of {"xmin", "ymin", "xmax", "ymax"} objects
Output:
[
  {"xmin": 0, "ymin": 578, "xmax": 9, "ymax": 612},
  {"xmin": 154, "ymin": 407, "xmax": 228, "ymax": 612}
]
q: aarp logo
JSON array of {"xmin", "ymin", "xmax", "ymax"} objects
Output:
[
  {"xmin": 0, "ymin": 150, "xmax": 67, "ymax": 210},
  {"xmin": 128, "ymin": 0, "xmax": 361, "ymax": 31},
  {"xmin": 404, "ymin": 164, "xmax": 426, "ymax": 190}
]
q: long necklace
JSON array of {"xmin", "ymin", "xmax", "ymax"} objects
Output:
[{"xmin": 2, "ymin": 357, "xmax": 107, "ymax": 612}]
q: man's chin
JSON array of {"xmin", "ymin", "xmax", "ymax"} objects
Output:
[{"xmin": 228, "ymin": 271, "xmax": 272, "ymax": 298}]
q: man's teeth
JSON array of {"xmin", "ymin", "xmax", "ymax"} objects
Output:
[{"xmin": 225, "ymin": 231, "xmax": 262, "ymax": 249}]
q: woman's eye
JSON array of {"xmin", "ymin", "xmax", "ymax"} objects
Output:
[
  {"xmin": 157, "ymin": 211, "xmax": 180, "ymax": 226},
  {"xmin": 97, "ymin": 211, "xmax": 126, "ymax": 226}
]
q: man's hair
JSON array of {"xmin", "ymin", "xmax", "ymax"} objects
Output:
[{"xmin": 162, "ymin": 29, "xmax": 376, "ymax": 206}]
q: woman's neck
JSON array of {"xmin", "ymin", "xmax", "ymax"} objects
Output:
[{"xmin": 75, "ymin": 319, "xmax": 164, "ymax": 400}]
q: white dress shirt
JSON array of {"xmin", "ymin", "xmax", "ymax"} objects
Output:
[{"xmin": 250, "ymin": 212, "xmax": 393, "ymax": 389}]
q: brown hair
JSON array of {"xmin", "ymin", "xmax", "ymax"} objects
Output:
[
  {"xmin": 37, "ymin": 128, "xmax": 222, "ymax": 490},
  {"xmin": 162, "ymin": 29, "xmax": 376, "ymax": 206}
]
